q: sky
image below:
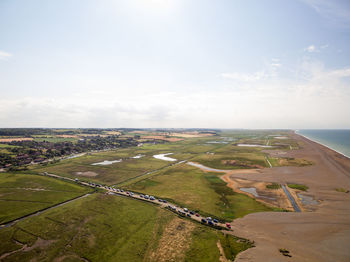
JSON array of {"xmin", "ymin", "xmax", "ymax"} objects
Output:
[{"xmin": 1, "ymin": 0, "xmax": 350, "ymax": 129}]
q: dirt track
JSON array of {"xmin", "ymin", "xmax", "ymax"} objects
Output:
[{"xmin": 227, "ymin": 133, "xmax": 350, "ymax": 262}]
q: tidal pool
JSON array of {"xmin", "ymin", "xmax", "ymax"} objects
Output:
[
  {"xmin": 240, "ymin": 187, "xmax": 259, "ymax": 197},
  {"xmin": 237, "ymin": 144, "xmax": 273, "ymax": 148},
  {"xmin": 132, "ymin": 155, "xmax": 144, "ymax": 159},
  {"xmin": 91, "ymin": 159, "xmax": 122, "ymax": 166},
  {"xmin": 153, "ymin": 153, "xmax": 177, "ymax": 161},
  {"xmin": 298, "ymin": 194, "xmax": 318, "ymax": 205}
]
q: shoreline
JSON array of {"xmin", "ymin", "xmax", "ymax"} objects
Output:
[{"xmin": 294, "ymin": 130, "xmax": 350, "ymax": 159}]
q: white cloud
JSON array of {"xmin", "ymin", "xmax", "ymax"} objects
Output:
[
  {"xmin": 304, "ymin": 44, "xmax": 329, "ymax": 53},
  {"xmin": 221, "ymin": 71, "xmax": 267, "ymax": 82},
  {"xmin": 305, "ymin": 45, "xmax": 317, "ymax": 52},
  {"xmin": 270, "ymin": 63, "xmax": 281, "ymax": 68},
  {"xmin": 0, "ymin": 50, "xmax": 12, "ymax": 61}
]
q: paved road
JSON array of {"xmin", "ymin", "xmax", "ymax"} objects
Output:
[
  {"xmin": 43, "ymin": 172, "xmax": 232, "ymax": 231},
  {"xmin": 281, "ymin": 185, "xmax": 301, "ymax": 212}
]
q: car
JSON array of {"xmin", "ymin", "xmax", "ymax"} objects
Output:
[
  {"xmin": 189, "ymin": 211, "xmax": 194, "ymax": 215},
  {"xmin": 150, "ymin": 196, "xmax": 155, "ymax": 200},
  {"xmin": 226, "ymin": 223, "xmax": 231, "ymax": 229},
  {"xmin": 140, "ymin": 194, "xmax": 144, "ymax": 198},
  {"xmin": 186, "ymin": 214, "xmax": 191, "ymax": 218},
  {"xmin": 213, "ymin": 219, "xmax": 218, "ymax": 223},
  {"xmin": 208, "ymin": 221, "xmax": 214, "ymax": 226},
  {"xmin": 163, "ymin": 200, "xmax": 167, "ymax": 203},
  {"xmin": 144, "ymin": 195, "xmax": 149, "ymax": 199},
  {"xmin": 201, "ymin": 218, "xmax": 207, "ymax": 223},
  {"xmin": 158, "ymin": 199, "xmax": 163, "ymax": 202},
  {"xmin": 183, "ymin": 208, "xmax": 188, "ymax": 212},
  {"xmin": 195, "ymin": 213, "xmax": 200, "ymax": 217},
  {"xmin": 206, "ymin": 217, "xmax": 212, "ymax": 221},
  {"xmin": 120, "ymin": 189, "xmax": 124, "ymax": 192},
  {"xmin": 116, "ymin": 189, "xmax": 120, "ymax": 192}
]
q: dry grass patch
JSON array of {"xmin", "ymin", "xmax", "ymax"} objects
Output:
[
  {"xmin": 148, "ymin": 217, "xmax": 195, "ymax": 262},
  {"xmin": 74, "ymin": 171, "xmax": 99, "ymax": 177}
]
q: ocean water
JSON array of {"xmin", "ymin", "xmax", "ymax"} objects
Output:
[{"xmin": 296, "ymin": 129, "xmax": 350, "ymax": 158}]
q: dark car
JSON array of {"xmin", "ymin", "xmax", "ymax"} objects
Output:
[
  {"xmin": 213, "ymin": 219, "xmax": 218, "ymax": 223},
  {"xmin": 201, "ymin": 218, "xmax": 207, "ymax": 223},
  {"xmin": 186, "ymin": 214, "xmax": 191, "ymax": 218}
]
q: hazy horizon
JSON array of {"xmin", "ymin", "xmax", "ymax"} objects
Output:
[{"xmin": 1, "ymin": 0, "xmax": 350, "ymax": 129}]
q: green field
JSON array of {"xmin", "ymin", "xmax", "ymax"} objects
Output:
[
  {"xmin": 30, "ymin": 138, "xmax": 227, "ymax": 185},
  {"xmin": 0, "ymin": 173, "xmax": 91, "ymax": 224},
  {"xmin": 1, "ymin": 130, "xmax": 306, "ymax": 261},
  {"xmin": 126, "ymin": 164, "xmax": 275, "ymax": 220},
  {"xmin": 30, "ymin": 131, "xmax": 307, "ymax": 185},
  {"xmin": 0, "ymin": 193, "xmax": 252, "ymax": 261}
]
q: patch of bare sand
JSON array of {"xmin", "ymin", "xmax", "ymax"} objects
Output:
[
  {"xmin": 217, "ymin": 240, "xmax": 230, "ymax": 262},
  {"xmin": 74, "ymin": 171, "xmax": 98, "ymax": 177},
  {"xmin": 229, "ymin": 133, "xmax": 350, "ymax": 262},
  {"xmin": 147, "ymin": 217, "xmax": 195, "ymax": 262}
]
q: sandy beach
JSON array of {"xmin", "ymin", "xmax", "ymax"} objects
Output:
[{"xmin": 227, "ymin": 133, "xmax": 350, "ymax": 262}]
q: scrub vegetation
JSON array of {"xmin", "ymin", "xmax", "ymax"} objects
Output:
[{"xmin": 287, "ymin": 183, "xmax": 309, "ymax": 191}]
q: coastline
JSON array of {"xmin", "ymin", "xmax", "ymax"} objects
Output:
[
  {"xmin": 294, "ymin": 130, "xmax": 350, "ymax": 159},
  {"xmin": 232, "ymin": 131, "xmax": 350, "ymax": 262}
]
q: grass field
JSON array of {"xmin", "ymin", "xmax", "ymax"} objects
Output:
[
  {"xmin": 0, "ymin": 173, "xmax": 91, "ymax": 224},
  {"xmin": 30, "ymin": 138, "xmax": 228, "ymax": 185},
  {"xmin": 32, "ymin": 149, "xmax": 173, "ymax": 185},
  {"xmin": 126, "ymin": 164, "xmax": 275, "ymax": 220},
  {"xmin": 30, "ymin": 131, "xmax": 304, "ymax": 184},
  {"xmin": 0, "ymin": 193, "xmax": 251, "ymax": 261},
  {"xmin": 1, "ymin": 130, "xmax": 303, "ymax": 261}
]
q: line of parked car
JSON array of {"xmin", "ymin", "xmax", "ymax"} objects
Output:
[{"xmin": 81, "ymin": 180, "xmax": 232, "ymax": 230}]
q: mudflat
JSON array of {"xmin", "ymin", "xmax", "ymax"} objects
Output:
[{"xmin": 227, "ymin": 133, "xmax": 350, "ymax": 262}]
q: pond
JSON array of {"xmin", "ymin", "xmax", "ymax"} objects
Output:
[
  {"xmin": 298, "ymin": 194, "xmax": 318, "ymax": 205},
  {"xmin": 237, "ymin": 144, "xmax": 273, "ymax": 148},
  {"xmin": 91, "ymin": 159, "xmax": 122, "ymax": 166},
  {"xmin": 240, "ymin": 187, "xmax": 259, "ymax": 197},
  {"xmin": 153, "ymin": 153, "xmax": 177, "ymax": 162}
]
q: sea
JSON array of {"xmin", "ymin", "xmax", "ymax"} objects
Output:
[{"xmin": 296, "ymin": 129, "xmax": 350, "ymax": 158}]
